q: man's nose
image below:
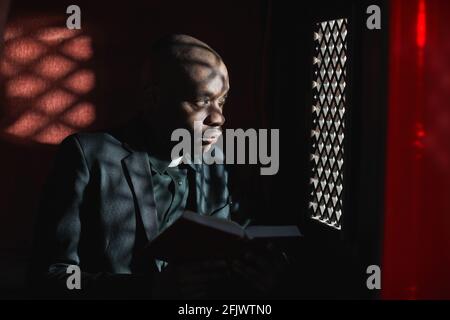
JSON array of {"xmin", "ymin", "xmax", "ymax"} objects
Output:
[{"xmin": 204, "ymin": 106, "xmax": 225, "ymax": 127}]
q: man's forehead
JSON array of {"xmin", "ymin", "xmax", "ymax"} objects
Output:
[
  {"xmin": 196, "ymin": 78, "xmax": 229, "ymax": 98},
  {"xmin": 180, "ymin": 58, "xmax": 229, "ymax": 96},
  {"xmin": 185, "ymin": 62, "xmax": 227, "ymax": 81}
]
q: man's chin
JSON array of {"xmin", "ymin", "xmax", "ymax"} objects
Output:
[{"xmin": 202, "ymin": 144, "xmax": 213, "ymax": 153}]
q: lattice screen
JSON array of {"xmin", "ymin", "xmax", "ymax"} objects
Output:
[{"xmin": 309, "ymin": 18, "xmax": 348, "ymax": 230}]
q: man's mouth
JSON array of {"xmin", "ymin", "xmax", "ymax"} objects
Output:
[
  {"xmin": 201, "ymin": 137, "xmax": 218, "ymax": 145},
  {"xmin": 201, "ymin": 129, "xmax": 222, "ymax": 145}
]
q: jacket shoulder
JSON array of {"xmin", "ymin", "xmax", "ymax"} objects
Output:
[{"xmin": 61, "ymin": 131, "xmax": 128, "ymax": 163}]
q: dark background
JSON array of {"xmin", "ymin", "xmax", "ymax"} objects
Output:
[
  {"xmin": 0, "ymin": 0, "xmax": 290, "ymax": 298},
  {"xmin": 0, "ymin": 0, "xmax": 388, "ymax": 299},
  {"xmin": 2, "ymin": 0, "xmax": 450, "ymax": 299}
]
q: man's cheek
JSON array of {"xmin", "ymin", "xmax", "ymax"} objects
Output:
[
  {"xmin": 188, "ymin": 113, "xmax": 207, "ymax": 131},
  {"xmin": 179, "ymin": 104, "xmax": 199, "ymax": 125}
]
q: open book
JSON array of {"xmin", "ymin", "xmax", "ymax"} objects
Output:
[{"xmin": 145, "ymin": 211, "xmax": 302, "ymax": 262}]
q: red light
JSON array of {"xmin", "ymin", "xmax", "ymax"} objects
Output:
[
  {"xmin": 0, "ymin": 19, "xmax": 96, "ymax": 144},
  {"xmin": 417, "ymin": 0, "xmax": 427, "ymax": 48}
]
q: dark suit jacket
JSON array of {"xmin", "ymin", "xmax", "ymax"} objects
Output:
[{"xmin": 29, "ymin": 121, "xmax": 232, "ymax": 299}]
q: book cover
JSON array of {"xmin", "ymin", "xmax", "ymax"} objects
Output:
[{"xmin": 146, "ymin": 211, "xmax": 302, "ymax": 262}]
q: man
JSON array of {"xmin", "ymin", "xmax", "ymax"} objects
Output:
[{"xmin": 30, "ymin": 34, "xmax": 288, "ymax": 299}]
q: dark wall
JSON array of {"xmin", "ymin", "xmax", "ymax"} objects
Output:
[
  {"xmin": 0, "ymin": 0, "xmax": 270, "ymax": 296},
  {"xmin": 0, "ymin": 0, "xmax": 393, "ymax": 299}
]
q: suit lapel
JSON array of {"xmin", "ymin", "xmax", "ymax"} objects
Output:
[{"xmin": 122, "ymin": 151, "xmax": 158, "ymax": 242}]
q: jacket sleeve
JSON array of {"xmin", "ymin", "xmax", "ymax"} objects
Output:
[{"xmin": 28, "ymin": 135, "xmax": 154, "ymax": 299}]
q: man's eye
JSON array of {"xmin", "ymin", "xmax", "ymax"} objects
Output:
[{"xmin": 196, "ymin": 99, "xmax": 211, "ymax": 107}]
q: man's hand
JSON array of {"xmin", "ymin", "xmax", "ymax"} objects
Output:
[{"xmin": 231, "ymin": 242, "xmax": 290, "ymax": 297}]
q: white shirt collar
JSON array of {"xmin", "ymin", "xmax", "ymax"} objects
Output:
[{"xmin": 168, "ymin": 156, "xmax": 184, "ymax": 168}]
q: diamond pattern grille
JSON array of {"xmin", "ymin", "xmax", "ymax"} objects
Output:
[{"xmin": 309, "ymin": 19, "xmax": 348, "ymax": 230}]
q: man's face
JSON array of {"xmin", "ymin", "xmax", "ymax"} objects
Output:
[{"xmin": 158, "ymin": 49, "xmax": 229, "ymax": 153}]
